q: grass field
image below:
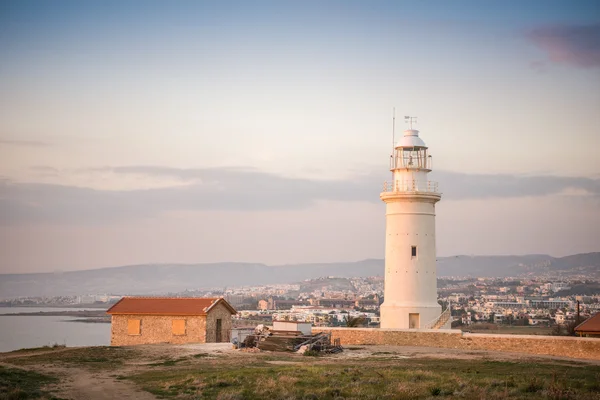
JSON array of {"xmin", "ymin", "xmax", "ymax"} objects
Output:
[
  {"xmin": 2, "ymin": 345, "xmax": 599, "ymax": 399},
  {"xmin": 124, "ymin": 357, "xmax": 600, "ymax": 399},
  {"xmin": 7, "ymin": 346, "xmax": 139, "ymax": 371},
  {"xmin": 0, "ymin": 365, "xmax": 60, "ymax": 400}
]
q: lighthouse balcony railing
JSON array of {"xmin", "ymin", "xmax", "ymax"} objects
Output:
[{"xmin": 382, "ymin": 180, "xmax": 439, "ymax": 194}]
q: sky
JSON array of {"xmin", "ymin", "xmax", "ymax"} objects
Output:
[{"xmin": 0, "ymin": 0, "xmax": 599, "ymax": 274}]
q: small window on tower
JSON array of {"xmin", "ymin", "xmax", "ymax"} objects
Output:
[{"xmin": 411, "ymin": 246, "xmax": 417, "ymax": 258}]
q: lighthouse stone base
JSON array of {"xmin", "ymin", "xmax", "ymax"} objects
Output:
[{"xmin": 380, "ymin": 302, "xmax": 442, "ymax": 329}]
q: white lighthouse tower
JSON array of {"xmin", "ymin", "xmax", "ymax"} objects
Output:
[{"xmin": 380, "ymin": 117, "xmax": 445, "ymax": 329}]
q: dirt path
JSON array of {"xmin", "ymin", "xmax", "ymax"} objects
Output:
[
  {"xmin": 53, "ymin": 369, "xmax": 156, "ymax": 400},
  {"xmin": 1, "ymin": 351, "xmax": 157, "ymax": 400}
]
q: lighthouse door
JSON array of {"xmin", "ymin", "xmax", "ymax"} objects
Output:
[{"xmin": 409, "ymin": 313, "xmax": 420, "ymax": 329}]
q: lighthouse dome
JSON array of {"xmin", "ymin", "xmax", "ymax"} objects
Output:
[{"xmin": 396, "ymin": 129, "xmax": 427, "ymax": 149}]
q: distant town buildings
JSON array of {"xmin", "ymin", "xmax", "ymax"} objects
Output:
[{"xmin": 2, "ymin": 273, "xmax": 598, "ymax": 335}]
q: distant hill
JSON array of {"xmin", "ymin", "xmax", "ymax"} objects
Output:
[
  {"xmin": 437, "ymin": 253, "xmax": 600, "ymax": 277},
  {"xmin": 436, "ymin": 254, "xmax": 554, "ymax": 277},
  {"xmin": 0, "ymin": 253, "xmax": 598, "ymax": 298},
  {"xmin": 0, "ymin": 260, "xmax": 383, "ymax": 299}
]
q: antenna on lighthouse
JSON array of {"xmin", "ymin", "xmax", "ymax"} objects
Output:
[
  {"xmin": 405, "ymin": 116, "xmax": 417, "ymax": 130},
  {"xmin": 392, "ymin": 108, "xmax": 396, "ymax": 155}
]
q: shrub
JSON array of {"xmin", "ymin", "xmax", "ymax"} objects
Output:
[
  {"xmin": 430, "ymin": 386, "xmax": 442, "ymax": 396},
  {"xmin": 345, "ymin": 316, "xmax": 366, "ymax": 327},
  {"xmin": 523, "ymin": 377, "xmax": 544, "ymax": 393},
  {"xmin": 2, "ymin": 388, "xmax": 28, "ymax": 400}
]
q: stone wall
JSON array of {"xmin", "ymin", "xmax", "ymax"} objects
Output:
[
  {"xmin": 313, "ymin": 328, "xmax": 600, "ymax": 361},
  {"xmin": 205, "ymin": 303, "xmax": 234, "ymax": 343},
  {"xmin": 111, "ymin": 314, "xmax": 206, "ymax": 346}
]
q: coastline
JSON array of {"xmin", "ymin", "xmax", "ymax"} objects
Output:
[
  {"xmin": 0, "ymin": 310, "xmax": 110, "ymax": 323},
  {"xmin": 0, "ymin": 310, "xmax": 107, "ymax": 317}
]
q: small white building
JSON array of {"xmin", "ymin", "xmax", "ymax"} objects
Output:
[{"xmin": 272, "ymin": 321, "xmax": 312, "ymax": 335}]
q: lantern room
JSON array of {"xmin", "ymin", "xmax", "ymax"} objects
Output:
[{"xmin": 389, "ymin": 129, "xmax": 432, "ymax": 171}]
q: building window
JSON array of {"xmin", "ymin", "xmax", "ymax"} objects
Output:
[
  {"xmin": 127, "ymin": 319, "xmax": 141, "ymax": 335},
  {"xmin": 172, "ymin": 319, "xmax": 186, "ymax": 336},
  {"xmin": 411, "ymin": 246, "xmax": 417, "ymax": 258}
]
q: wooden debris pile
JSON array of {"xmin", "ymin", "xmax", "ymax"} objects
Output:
[
  {"xmin": 237, "ymin": 329, "xmax": 343, "ymax": 354},
  {"xmin": 294, "ymin": 334, "xmax": 343, "ymax": 354}
]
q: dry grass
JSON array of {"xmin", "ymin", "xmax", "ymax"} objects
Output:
[
  {"xmin": 125, "ymin": 356, "xmax": 600, "ymax": 399},
  {"xmin": 4, "ymin": 344, "xmax": 66, "ymax": 354},
  {"xmin": 6, "ymin": 346, "xmax": 138, "ymax": 371},
  {"xmin": 3, "ymin": 345, "xmax": 600, "ymax": 399},
  {"xmin": 0, "ymin": 366, "xmax": 59, "ymax": 400}
]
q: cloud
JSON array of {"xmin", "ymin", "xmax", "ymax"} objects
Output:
[
  {"xmin": 0, "ymin": 139, "xmax": 52, "ymax": 147},
  {"xmin": 0, "ymin": 166, "xmax": 598, "ymax": 225},
  {"xmin": 30, "ymin": 166, "xmax": 59, "ymax": 172},
  {"xmin": 433, "ymin": 171, "xmax": 600, "ymax": 200},
  {"xmin": 0, "ymin": 167, "xmax": 379, "ymax": 225},
  {"xmin": 29, "ymin": 166, "xmax": 60, "ymax": 178},
  {"xmin": 527, "ymin": 23, "xmax": 600, "ymax": 68}
]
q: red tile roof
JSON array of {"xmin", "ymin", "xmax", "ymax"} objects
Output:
[
  {"xmin": 575, "ymin": 312, "xmax": 600, "ymax": 333},
  {"xmin": 106, "ymin": 297, "xmax": 236, "ymax": 316}
]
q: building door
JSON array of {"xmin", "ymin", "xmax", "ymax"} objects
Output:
[
  {"xmin": 216, "ymin": 319, "xmax": 222, "ymax": 342},
  {"xmin": 409, "ymin": 313, "xmax": 420, "ymax": 329}
]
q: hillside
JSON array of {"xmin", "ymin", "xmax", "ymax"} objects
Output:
[
  {"xmin": 0, "ymin": 253, "xmax": 598, "ymax": 298},
  {"xmin": 0, "ymin": 260, "xmax": 384, "ymax": 298}
]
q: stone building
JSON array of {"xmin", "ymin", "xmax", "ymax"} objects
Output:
[
  {"xmin": 575, "ymin": 312, "xmax": 600, "ymax": 338},
  {"xmin": 107, "ymin": 297, "xmax": 236, "ymax": 346}
]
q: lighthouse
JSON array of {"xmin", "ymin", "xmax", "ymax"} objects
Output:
[{"xmin": 380, "ymin": 117, "xmax": 444, "ymax": 329}]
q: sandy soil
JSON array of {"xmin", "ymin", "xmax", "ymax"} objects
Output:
[
  {"xmin": 49, "ymin": 368, "xmax": 156, "ymax": 400},
  {"xmin": 1, "ymin": 342, "xmax": 597, "ymax": 399},
  {"xmin": 329, "ymin": 345, "xmax": 600, "ymax": 366},
  {"xmin": 0, "ymin": 349, "xmax": 156, "ymax": 400}
]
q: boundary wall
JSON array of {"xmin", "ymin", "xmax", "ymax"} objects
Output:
[{"xmin": 312, "ymin": 327, "xmax": 600, "ymax": 361}]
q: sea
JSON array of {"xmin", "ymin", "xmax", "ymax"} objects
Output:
[{"xmin": 0, "ymin": 307, "xmax": 111, "ymax": 353}]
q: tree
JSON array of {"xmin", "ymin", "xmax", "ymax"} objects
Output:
[
  {"xmin": 506, "ymin": 314, "xmax": 514, "ymax": 326},
  {"xmin": 345, "ymin": 316, "xmax": 366, "ymax": 327},
  {"xmin": 451, "ymin": 320, "xmax": 464, "ymax": 329},
  {"xmin": 551, "ymin": 324, "xmax": 563, "ymax": 336},
  {"xmin": 566, "ymin": 318, "xmax": 586, "ymax": 336}
]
